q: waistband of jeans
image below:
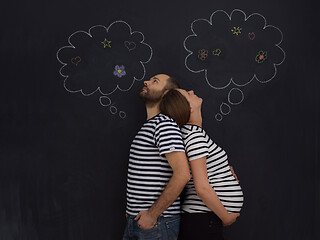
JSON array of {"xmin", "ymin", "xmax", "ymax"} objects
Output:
[{"xmin": 126, "ymin": 214, "xmax": 180, "ymax": 220}]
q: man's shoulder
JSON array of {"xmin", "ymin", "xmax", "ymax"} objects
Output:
[{"xmin": 155, "ymin": 113, "xmax": 178, "ymax": 126}]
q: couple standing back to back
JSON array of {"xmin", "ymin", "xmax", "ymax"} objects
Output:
[{"xmin": 123, "ymin": 74, "xmax": 243, "ymax": 240}]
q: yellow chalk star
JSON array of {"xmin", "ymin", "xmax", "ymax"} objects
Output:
[
  {"xmin": 231, "ymin": 27, "xmax": 242, "ymax": 36},
  {"xmin": 101, "ymin": 38, "xmax": 111, "ymax": 48}
]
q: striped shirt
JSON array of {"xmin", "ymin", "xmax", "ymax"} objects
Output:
[
  {"xmin": 181, "ymin": 124, "xmax": 243, "ymax": 213},
  {"xmin": 126, "ymin": 113, "xmax": 185, "ymax": 217}
]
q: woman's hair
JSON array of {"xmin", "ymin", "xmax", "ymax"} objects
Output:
[{"xmin": 160, "ymin": 89, "xmax": 190, "ymax": 128}]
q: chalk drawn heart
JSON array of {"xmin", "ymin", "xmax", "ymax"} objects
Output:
[
  {"xmin": 124, "ymin": 41, "xmax": 136, "ymax": 51},
  {"xmin": 248, "ymin": 32, "xmax": 255, "ymax": 40},
  {"xmin": 212, "ymin": 48, "xmax": 221, "ymax": 56},
  {"xmin": 71, "ymin": 56, "xmax": 81, "ymax": 66}
]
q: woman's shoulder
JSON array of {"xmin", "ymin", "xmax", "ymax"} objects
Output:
[
  {"xmin": 181, "ymin": 124, "xmax": 204, "ymax": 132},
  {"xmin": 181, "ymin": 124, "xmax": 207, "ymax": 139}
]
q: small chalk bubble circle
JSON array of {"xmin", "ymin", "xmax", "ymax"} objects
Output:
[
  {"xmin": 220, "ymin": 103, "xmax": 231, "ymax": 115},
  {"xmin": 228, "ymin": 88, "xmax": 244, "ymax": 105},
  {"xmin": 119, "ymin": 111, "xmax": 126, "ymax": 119},
  {"xmin": 110, "ymin": 106, "xmax": 117, "ymax": 114},
  {"xmin": 215, "ymin": 114, "xmax": 223, "ymax": 121},
  {"xmin": 99, "ymin": 96, "xmax": 111, "ymax": 107}
]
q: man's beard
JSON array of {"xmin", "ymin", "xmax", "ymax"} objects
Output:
[{"xmin": 139, "ymin": 88, "xmax": 165, "ymax": 106}]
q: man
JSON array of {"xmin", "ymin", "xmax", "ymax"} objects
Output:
[{"xmin": 123, "ymin": 74, "xmax": 190, "ymax": 240}]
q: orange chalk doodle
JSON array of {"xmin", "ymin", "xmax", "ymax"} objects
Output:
[
  {"xmin": 71, "ymin": 56, "xmax": 81, "ymax": 66},
  {"xmin": 198, "ymin": 49, "xmax": 209, "ymax": 61},
  {"xmin": 255, "ymin": 51, "xmax": 268, "ymax": 63}
]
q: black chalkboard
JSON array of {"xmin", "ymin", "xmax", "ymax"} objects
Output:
[{"xmin": 1, "ymin": 0, "xmax": 319, "ymax": 239}]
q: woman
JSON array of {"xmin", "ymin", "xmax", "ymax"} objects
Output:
[{"xmin": 160, "ymin": 89, "xmax": 243, "ymax": 240}]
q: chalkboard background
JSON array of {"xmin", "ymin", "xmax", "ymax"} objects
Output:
[{"xmin": 1, "ymin": 0, "xmax": 319, "ymax": 239}]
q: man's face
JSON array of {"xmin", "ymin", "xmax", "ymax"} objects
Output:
[{"xmin": 139, "ymin": 74, "xmax": 169, "ymax": 104}]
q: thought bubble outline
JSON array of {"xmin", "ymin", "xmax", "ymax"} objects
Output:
[
  {"xmin": 183, "ymin": 9, "xmax": 286, "ymax": 90},
  {"xmin": 215, "ymin": 113, "xmax": 223, "ymax": 121},
  {"xmin": 220, "ymin": 103, "xmax": 231, "ymax": 115},
  {"xmin": 56, "ymin": 20, "xmax": 153, "ymax": 97},
  {"xmin": 99, "ymin": 96, "xmax": 111, "ymax": 107},
  {"xmin": 228, "ymin": 88, "xmax": 244, "ymax": 105},
  {"xmin": 110, "ymin": 105, "xmax": 117, "ymax": 114},
  {"xmin": 119, "ymin": 111, "xmax": 126, "ymax": 119}
]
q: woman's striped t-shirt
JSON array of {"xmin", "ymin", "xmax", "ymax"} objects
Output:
[
  {"xmin": 181, "ymin": 124, "xmax": 244, "ymax": 213},
  {"xmin": 126, "ymin": 113, "xmax": 185, "ymax": 217}
]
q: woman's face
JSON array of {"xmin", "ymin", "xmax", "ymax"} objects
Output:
[{"xmin": 177, "ymin": 89, "xmax": 203, "ymax": 111}]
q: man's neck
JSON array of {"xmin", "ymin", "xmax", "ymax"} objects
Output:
[{"xmin": 146, "ymin": 103, "xmax": 160, "ymax": 120}]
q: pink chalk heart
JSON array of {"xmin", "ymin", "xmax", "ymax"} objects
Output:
[
  {"xmin": 124, "ymin": 41, "xmax": 136, "ymax": 51},
  {"xmin": 248, "ymin": 32, "xmax": 255, "ymax": 40},
  {"xmin": 71, "ymin": 56, "xmax": 81, "ymax": 66},
  {"xmin": 259, "ymin": 55, "xmax": 264, "ymax": 60}
]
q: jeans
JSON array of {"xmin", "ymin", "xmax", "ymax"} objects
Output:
[{"xmin": 123, "ymin": 214, "xmax": 180, "ymax": 240}]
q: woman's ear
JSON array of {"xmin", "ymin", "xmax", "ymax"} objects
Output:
[{"xmin": 190, "ymin": 106, "xmax": 193, "ymax": 113}]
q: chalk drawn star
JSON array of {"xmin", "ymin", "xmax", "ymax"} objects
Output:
[
  {"xmin": 231, "ymin": 27, "xmax": 242, "ymax": 36},
  {"xmin": 101, "ymin": 38, "xmax": 112, "ymax": 48}
]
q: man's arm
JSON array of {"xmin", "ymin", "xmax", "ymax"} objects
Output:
[{"xmin": 135, "ymin": 151, "xmax": 190, "ymax": 229}]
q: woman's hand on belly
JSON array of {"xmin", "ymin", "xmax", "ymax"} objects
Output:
[
  {"xmin": 222, "ymin": 212, "xmax": 240, "ymax": 226},
  {"xmin": 229, "ymin": 166, "xmax": 239, "ymax": 183}
]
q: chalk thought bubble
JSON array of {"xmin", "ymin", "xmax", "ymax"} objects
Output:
[
  {"xmin": 184, "ymin": 9, "xmax": 285, "ymax": 89},
  {"xmin": 57, "ymin": 21, "xmax": 153, "ymax": 96}
]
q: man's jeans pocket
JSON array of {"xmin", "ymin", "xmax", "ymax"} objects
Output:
[{"xmin": 165, "ymin": 216, "xmax": 180, "ymax": 240}]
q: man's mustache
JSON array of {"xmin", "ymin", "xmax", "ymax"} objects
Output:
[{"xmin": 141, "ymin": 86, "xmax": 148, "ymax": 92}]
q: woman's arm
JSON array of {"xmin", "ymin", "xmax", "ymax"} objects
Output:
[{"xmin": 190, "ymin": 157, "xmax": 239, "ymax": 226}]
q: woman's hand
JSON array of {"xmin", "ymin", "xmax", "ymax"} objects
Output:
[
  {"xmin": 229, "ymin": 166, "xmax": 239, "ymax": 183},
  {"xmin": 222, "ymin": 212, "xmax": 240, "ymax": 226}
]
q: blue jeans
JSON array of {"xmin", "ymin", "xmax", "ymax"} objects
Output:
[{"xmin": 123, "ymin": 214, "xmax": 180, "ymax": 240}]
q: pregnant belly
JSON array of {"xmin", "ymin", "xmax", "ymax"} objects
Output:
[{"xmin": 211, "ymin": 177, "xmax": 244, "ymax": 213}]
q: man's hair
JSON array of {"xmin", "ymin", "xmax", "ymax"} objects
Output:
[
  {"xmin": 160, "ymin": 89, "xmax": 190, "ymax": 128},
  {"xmin": 164, "ymin": 76, "xmax": 180, "ymax": 91}
]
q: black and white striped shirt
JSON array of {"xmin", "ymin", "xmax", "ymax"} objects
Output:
[
  {"xmin": 181, "ymin": 124, "xmax": 243, "ymax": 213},
  {"xmin": 126, "ymin": 113, "xmax": 185, "ymax": 217}
]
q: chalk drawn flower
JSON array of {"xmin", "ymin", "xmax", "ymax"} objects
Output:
[
  {"xmin": 113, "ymin": 65, "xmax": 126, "ymax": 78},
  {"xmin": 198, "ymin": 49, "xmax": 209, "ymax": 61},
  {"xmin": 255, "ymin": 51, "xmax": 268, "ymax": 64}
]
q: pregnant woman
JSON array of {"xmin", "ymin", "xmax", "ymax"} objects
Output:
[{"xmin": 160, "ymin": 88, "xmax": 243, "ymax": 240}]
